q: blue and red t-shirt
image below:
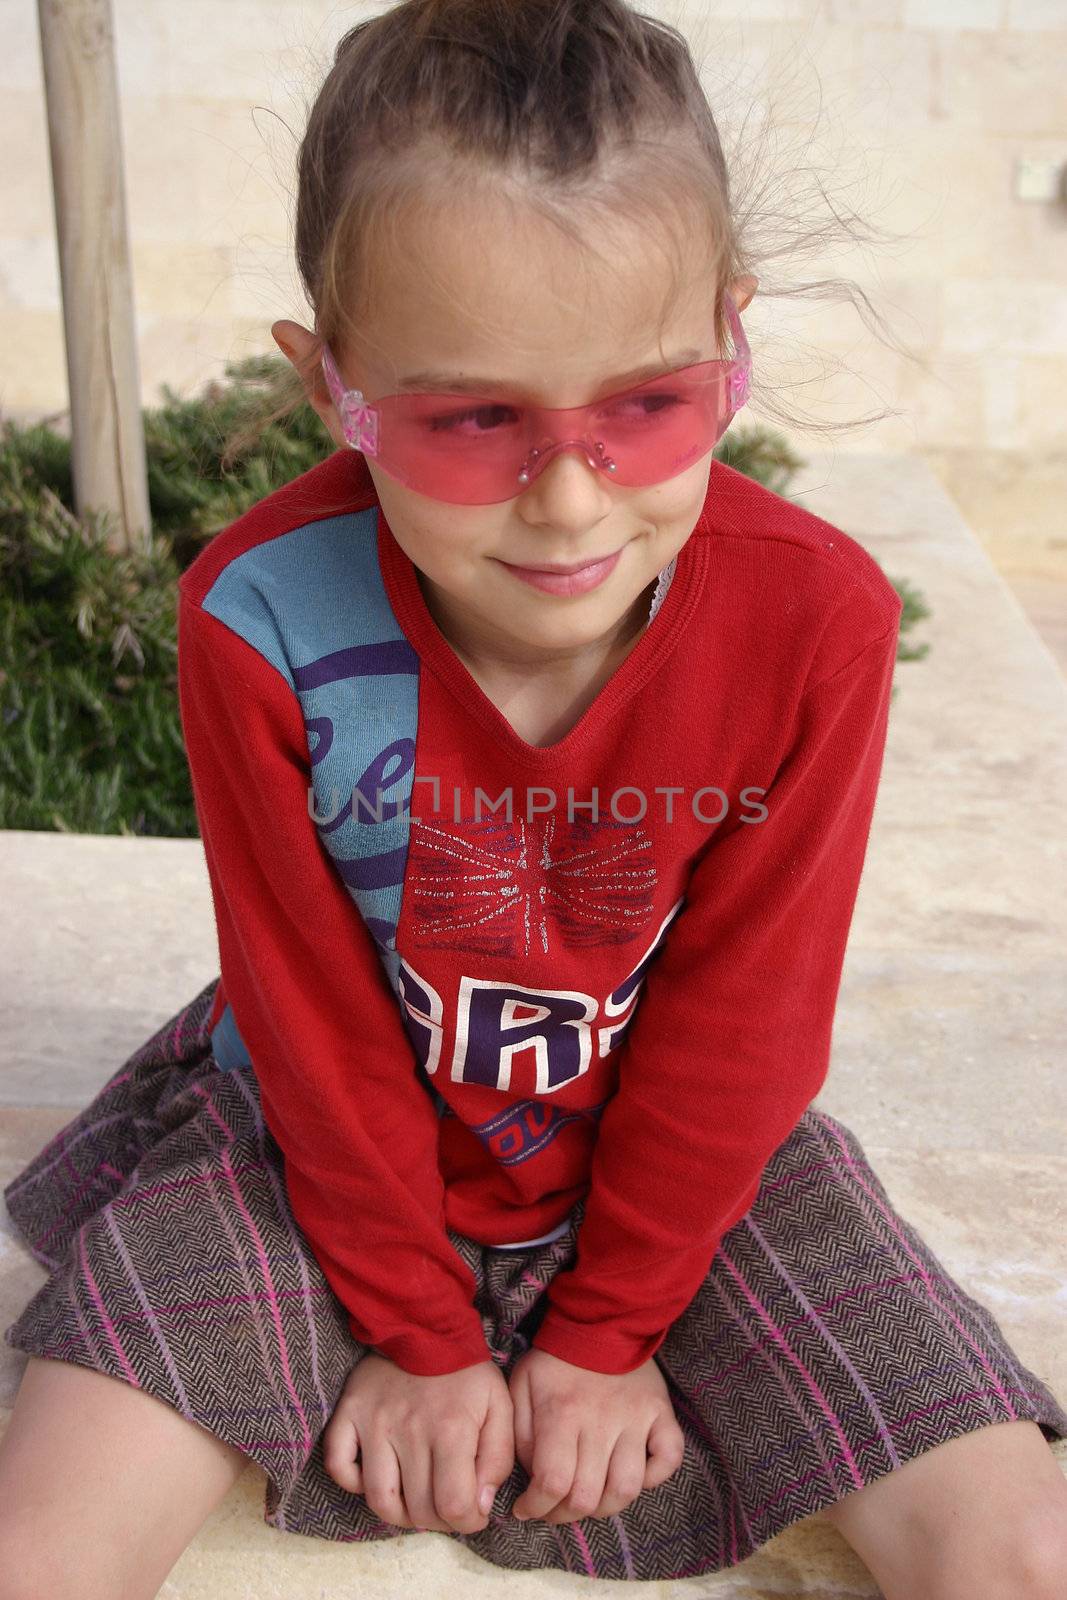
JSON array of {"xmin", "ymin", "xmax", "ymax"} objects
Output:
[{"xmin": 177, "ymin": 447, "xmax": 902, "ymax": 1378}]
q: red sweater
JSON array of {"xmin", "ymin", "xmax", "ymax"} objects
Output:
[{"xmin": 178, "ymin": 448, "xmax": 902, "ymax": 1377}]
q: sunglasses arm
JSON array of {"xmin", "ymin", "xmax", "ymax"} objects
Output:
[{"xmin": 319, "ymin": 287, "xmax": 752, "ymax": 454}]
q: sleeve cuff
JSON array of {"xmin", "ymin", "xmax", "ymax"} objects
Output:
[
  {"xmin": 529, "ymin": 1306, "xmax": 670, "ymax": 1375},
  {"xmin": 352, "ymin": 1314, "xmax": 493, "ymax": 1377}
]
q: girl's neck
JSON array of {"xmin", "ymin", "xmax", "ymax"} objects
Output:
[
  {"xmin": 412, "ymin": 566, "xmax": 658, "ymax": 747},
  {"xmin": 415, "ymin": 566, "xmax": 656, "ymax": 685}
]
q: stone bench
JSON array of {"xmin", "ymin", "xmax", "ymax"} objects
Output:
[{"xmin": 2, "ymin": 451, "xmax": 1064, "ymax": 1597}]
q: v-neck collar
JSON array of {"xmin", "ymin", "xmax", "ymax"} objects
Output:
[{"xmin": 376, "ymin": 514, "xmax": 708, "ymax": 769}]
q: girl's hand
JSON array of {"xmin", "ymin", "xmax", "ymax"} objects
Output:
[
  {"xmin": 323, "ymin": 1352, "xmax": 515, "ymax": 1534},
  {"xmin": 507, "ymin": 1346, "xmax": 685, "ymax": 1524}
]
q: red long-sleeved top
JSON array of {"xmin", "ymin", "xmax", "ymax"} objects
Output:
[{"xmin": 177, "ymin": 447, "xmax": 902, "ymax": 1377}]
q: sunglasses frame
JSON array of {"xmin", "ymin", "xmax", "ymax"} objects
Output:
[{"xmin": 319, "ymin": 287, "xmax": 752, "ymax": 504}]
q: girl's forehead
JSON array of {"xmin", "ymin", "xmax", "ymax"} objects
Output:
[
  {"xmin": 359, "ymin": 304, "xmax": 719, "ymax": 399},
  {"xmin": 360, "ymin": 183, "xmax": 716, "ymax": 340},
  {"xmin": 358, "ymin": 244, "xmax": 717, "ymax": 383}
]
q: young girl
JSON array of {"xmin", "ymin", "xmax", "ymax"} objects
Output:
[{"xmin": 3, "ymin": 2, "xmax": 1066, "ymax": 1597}]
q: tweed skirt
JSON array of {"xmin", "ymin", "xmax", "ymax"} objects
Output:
[{"xmin": 5, "ymin": 978, "xmax": 1066, "ymax": 1583}]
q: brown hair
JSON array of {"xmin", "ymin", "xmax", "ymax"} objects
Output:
[{"xmin": 222, "ymin": 0, "xmax": 930, "ymax": 470}]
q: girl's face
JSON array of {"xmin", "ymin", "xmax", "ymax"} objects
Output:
[{"xmin": 276, "ymin": 194, "xmax": 755, "ymax": 673}]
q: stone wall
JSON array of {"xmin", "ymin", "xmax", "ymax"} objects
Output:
[{"xmin": 2, "ymin": 0, "xmax": 1064, "ymax": 500}]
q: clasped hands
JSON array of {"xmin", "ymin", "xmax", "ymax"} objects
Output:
[{"xmin": 323, "ymin": 1344, "xmax": 685, "ymax": 1534}]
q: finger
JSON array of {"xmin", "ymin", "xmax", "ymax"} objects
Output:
[
  {"xmin": 399, "ymin": 1434, "xmax": 455, "ymax": 1533},
  {"xmin": 513, "ymin": 1419, "xmax": 578, "ymax": 1521},
  {"xmin": 362, "ymin": 1435, "xmax": 413, "ymax": 1529},
  {"xmin": 595, "ymin": 1427, "xmax": 649, "ymax": 1517},
  {"xmin": 543, "ymin": 1428, "xmax": 610, "ymax": 1524},
  {"xmin": 322, "ymin": 1412, "xmax": 364, "ymax": 1496},
  {"xmin": 431, "ymin": 1426, "xmax": 482, "ymax": 1532},
  {"xmin": 474, "ymin": 1386, "xmax": 515, "ymax": 1514},
  {"xmin": 510, "ymin": 1370, "xmax": 534, "ymax": 1476},
  {"xmin": 644, "ymin": 1410, "xmax": 686, "ymax": 1490}
]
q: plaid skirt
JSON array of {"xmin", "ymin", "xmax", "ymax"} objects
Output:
[{"xmin": 5, "ymin": 978, "xmax": 1067, "ymax": 1583}]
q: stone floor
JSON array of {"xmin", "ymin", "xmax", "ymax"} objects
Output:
[
  {"xmin": 918, "ymin": 446, "xmax": 1067, "ymax": 679},
  {"xmin": 1, "ymin": 450, "xmax": 1065, "ymax": 1597}
]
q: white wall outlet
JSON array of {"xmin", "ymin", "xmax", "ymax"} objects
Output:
[{"xmin": 1014, "ymin": 158, "xmax": 1066, "ymax": 204}]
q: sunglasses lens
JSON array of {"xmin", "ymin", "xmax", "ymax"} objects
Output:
[{"xmin": 373, "ymin": 369, "xmax": 739, "ymax": 504}]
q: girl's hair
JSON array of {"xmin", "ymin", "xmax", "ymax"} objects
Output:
[{"xmin": 222, "ymin": 0, "xmax": 930, "ymax": 470}]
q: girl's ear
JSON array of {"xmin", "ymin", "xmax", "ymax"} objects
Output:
[
  {"xmin": 728, "ymin": 275, "xmax": 759, "ymax": 313},
  {"xmin": 271, "ymin": 319, "xmax": 347, "ymax": 448}
]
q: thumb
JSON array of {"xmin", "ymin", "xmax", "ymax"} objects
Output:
[
  {"xmin": 475, "ymin": 1385, "xmax": 516, "ymax": 1512},
  {"xmin": 643, "ymin": 1409, "xmax": 686, "ymax": 1491}
]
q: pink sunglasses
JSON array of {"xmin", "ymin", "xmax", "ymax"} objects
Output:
[{"xmin": 320, "ymin": 288, "xmax": 752, "ymax": 506}]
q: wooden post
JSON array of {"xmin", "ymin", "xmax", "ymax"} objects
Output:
[{"xmin": 37, "ymin": 0, "xmax": 151, "ymax": 552}]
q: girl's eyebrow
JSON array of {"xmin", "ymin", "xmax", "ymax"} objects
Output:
[{"xmin": 395, "ymin": 347, "xmax": 707, "ymax": 396}]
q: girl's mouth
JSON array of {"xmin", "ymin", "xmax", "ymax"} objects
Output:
[{"xmin": 498, "ymin": 548, "xmax": 623, "ymax": 595}]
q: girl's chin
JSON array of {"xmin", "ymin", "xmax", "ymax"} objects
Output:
[{"xmin": 485, "ymin": 589, "xmax": 652, "ymax": 654}]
